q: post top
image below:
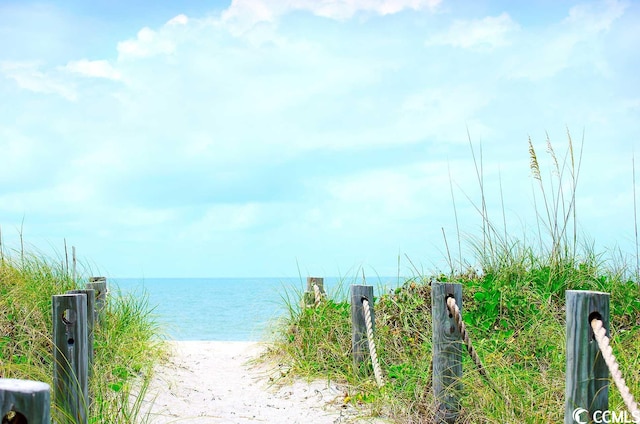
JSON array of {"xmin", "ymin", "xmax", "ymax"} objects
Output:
[
  {"xmin": 565, "ymin": 289, "xmax": 610, "ymax": 296},
  {"xmin": 0, "ymin": 378, "xmax": 50, "ymax": 392},
  {"xmin": 52, "ymin": 292, "xmax": 87, "ymax": 299}
]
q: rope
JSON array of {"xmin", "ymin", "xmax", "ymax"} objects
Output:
[
  {"xmin": 362, "ymin": 298, "xmax": 384, "ymax": 387},
  {"xmin": 591, "ymin": 318, "xmax": 640, "ymax": 420},
  {"xmin": 446, "ymin": 296, "xmax": 502, "ymax": 396},
  {"xmin": 313, "ymin": 283, "xmax": 323, "ymax": 307}
]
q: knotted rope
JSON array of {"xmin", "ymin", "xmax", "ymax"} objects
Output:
[
  {"xmin": 446, "ymin": 296, "xmax": 504, "ymax": 398},
  {"xmin": 591, "ymin": 318, "xmax": 640, "ymax": 420},
  {"xmin": 312, "ymin": 283, "xmax": 323, "ymax": 307},
  {"xmin": 362, "ymin": 298, "xmax": 384, "ymax": 387}
]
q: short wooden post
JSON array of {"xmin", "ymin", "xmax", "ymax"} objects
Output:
[
  {"xmin": 303, "ymin": 277, "xmax": 325, "ymax": 306},
  {"xmin": 0, "ymin": 379, "xmax": 50, "ymax": 424},
  {"xmin": 565, "ymin": 290, "xmax": 610, "ymax": 424},
  {"xmin": 87, "ymin": 277, "xmax": 107, "ymax": 322},
  {"xmin": 68, "ymin": 289, "xmax": 95, "ymax": 375},
  {"xmin": 351, "ymin": 284, "xmax": 374, "ymax": 370},
  {"xmin": 432, "ymin": 282, "xmax": 463, "ymax": 424},
  {"xmin": 53, "ymin": 293, "xmax": 89, "ymax": 424}
]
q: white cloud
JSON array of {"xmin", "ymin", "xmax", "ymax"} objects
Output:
[
  {"xmin": 117, "ymin": 27, "xmax": 177, "ymax": 60},
  {"xmin": 289, "ymin": 0, "xmax": 442, "ymax": 19},
  {"xmin": 167, "ymin": 14, "xmax": 189, "ymax": 26},
  {"xmin": 0, "ymin": 61, "xmax": 76, "ymax": 100},
  {"xmin": 1, "ymin": 1, "xmax": 638, "ymax": 277},
  {"xmin": 425, "ymin": 12, "xmax": 519, "ymax": 50},
  {"xmin": 565, "ymin": 0, "xmax": 628, "ymax": 32},
  {"xmin": 103, "ymin": 17, "xmax": 435, "ymax": 161},
  {"xmin": 222, "ymin": 0, "xmax": 442, "ymax": 32},
  {"xmin": 505, "ymin": 0, "xmax": 628, "ymax": 80},
  {"xmin": 64, "ymin": 59, "xmax": 122, "ymax": 80},
  {"xmin": 221, "ymin": 0, "xmax": 277, "ymax": 32},
  {"xmin": 423, "ymin": 1, "xmax": 629, "ymax": 81}
]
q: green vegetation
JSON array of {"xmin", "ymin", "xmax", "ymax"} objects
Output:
[
  {"xmin": 271, "ymin": 134, "xmax": 640, "ymax": 423},
  {"xmin": 0, "ymin": 248, "xmax": 165, "ymax": 423}
]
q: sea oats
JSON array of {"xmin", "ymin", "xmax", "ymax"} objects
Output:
[{"xmin": 528, "ymin": 137, "xmax": 541, "ymax": 181}]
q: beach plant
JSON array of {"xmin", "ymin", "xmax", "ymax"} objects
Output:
[
  {"xmin": 270, "ymin": 132, "xmax": 640, "ymax": 423},
  {"xmin": 0, "ymin": 245, "xmax": 165, "ymax": 423}
]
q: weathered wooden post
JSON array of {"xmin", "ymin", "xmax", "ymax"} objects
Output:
[
  {"xmin": 351, "ymin": 284, "xmax": 374, "ymax": 370},
  {"xmin": 432, "ymin": 282, "xmax": 463, "ymax": 424},
  {"xmin": 0, "ymin": 379, "xmax": 50, "ymax": 424},
  {"xmin": 303, "ymin": 277, "xmax": 325, "ymax": 307},
  {"xmin": 87, "ymin": 277, "xmax": 107, "ymax": 322},
  {"xmin": 53, "ymin": 293, "xmax": 89, "ymax": 424},
  {"xmin": 565, "ymin": 290, "xmax": 610, "ymax": 424},
  {"xmin": 68, "ymin": 289, "xmax": 95, "ymax": 375}
]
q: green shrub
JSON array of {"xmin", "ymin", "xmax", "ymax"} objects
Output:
[
  {"xmin": 0, "ymin": 250, "xmax": 165, "ymax": 423},
  {"xmin": 270, "ymin": 133, "xmax": 640, "ymax": 422}
]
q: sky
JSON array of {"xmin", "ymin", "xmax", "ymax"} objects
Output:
[{"xmin": 0, "ymin": 0, "xmax": 639, "ymax": 278}]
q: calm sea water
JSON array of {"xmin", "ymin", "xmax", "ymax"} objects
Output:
[{"xmin": 112, "ymin": 277, "xmax": 401, "ymax": 341}]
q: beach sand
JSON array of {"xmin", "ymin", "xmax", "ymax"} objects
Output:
[{"xmin": 143, "ymin": 341, "xmax": 392, "ymax": 423}]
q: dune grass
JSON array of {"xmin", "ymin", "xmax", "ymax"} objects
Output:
[
  {"xmin": 0, "ymin": 248, "xmax": 165, "ymax": 423},
  {"xmin": 270, "ymin": 133, "xmax": 640, "ymax": 423}
]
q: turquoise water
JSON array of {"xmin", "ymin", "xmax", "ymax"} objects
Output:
[{"xmin": 112, "ymin": 277, "xmax": 400, "ymax": 341}]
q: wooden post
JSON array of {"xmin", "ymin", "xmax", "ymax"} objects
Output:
[
  {"xmin": 565, "ymin": 290, "xmax": 610, "ymax": 424},
  {"xmin": 303, "ymin": 277, "xmax": 325, "ymax": 306},
  {"xmin": 53, "ymin": 293, "xmax": 89, "ymax": 424},
  {"xmin": 351, "ymin": 285, "xmax": 374, "ymax": 370},
  {"xmin": 87, "ymin": 277, "xmax": 107, "ymax": 322},
  {"xmin": 0, "ymin": 379, "xmax": 50, "ymax": 424},
  {"xmin": 432, "ymin": 282, "xmax": 463, "ymax": 424},
  {"xmin": 68, "ymin": 289, "xmax": 96, "ymax": 376}
]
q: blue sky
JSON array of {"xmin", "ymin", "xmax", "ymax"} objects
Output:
[{"xmin": 0, "ymin": 0, "xmax": 638, "ymax": 278}]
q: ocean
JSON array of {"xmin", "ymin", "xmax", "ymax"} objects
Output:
[{"xmin": 112, "ymin": 277, "xmax": 401, "ymax": 341}]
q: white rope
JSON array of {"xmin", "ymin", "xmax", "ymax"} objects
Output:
[
  {"xmin": 591, "ymin": 318, "xmax": 640, "ymax": 421},
  {"xmin": 446, "ymin": 296, "xmax": 506, "ymax": 403},
  {"xmin": 446, "ymin": 297, "xmax": 491, "ymax": 383},
  {"xmin": 362, "ymin": 298, "xmax": 384, "ymax": 387},
  {"xmin": 313, "ymin": 283, "xmax": 323, "ymax": 307}
]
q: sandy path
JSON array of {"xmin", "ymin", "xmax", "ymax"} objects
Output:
[{"xmin": 143, "ymin": 341, "xmax": 392, "ymax": 424}]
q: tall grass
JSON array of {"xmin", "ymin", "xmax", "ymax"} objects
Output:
[
  {"xmin": 0, "ymin": 247, "xmax": 165, "ymax": 423},
  {"xmin": 269, "ymin": 132, "xmax": 640, "ymax": 423}
]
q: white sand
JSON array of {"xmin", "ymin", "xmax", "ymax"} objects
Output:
[{"xmin": 143, "ymin": 341, "xmax": 392, "ymax": 423}]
